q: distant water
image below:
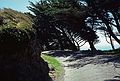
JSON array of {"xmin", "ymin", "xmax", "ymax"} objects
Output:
[
  {"xmin": 80, "ymin": 34, "xmax": 120, "ymax": 50},
  {"xmin": 95, "ymin": 43, "xmax": 120, "ymax": 50},
  {"xmin": 80, "ymin": 41, "xmax": 120, "ymax": 50}
]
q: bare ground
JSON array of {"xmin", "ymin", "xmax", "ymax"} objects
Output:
[{"xmin": 53, "ymin": 51, "xmax": 120, "ymax": 81}]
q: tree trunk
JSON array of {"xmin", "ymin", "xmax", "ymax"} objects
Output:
[
  {"xmin": 109, "ymin": 35, "xmax": 115, "ymax": 50},
  {"xmin": 97, "ymin": 12, "xmax": 120, "ymax": 44},
  {"xmin": 88, "ymin": 41, "xmax": 96, "ymax": 51},
  {"xmin": 61, "ymin": 28, "xmax": 78, "ymax": 51},
  {"xmin": 55, "ymin": 30, "xmax": 64, "ymax": 50},
  {"xmin": 106, "ymin": 23, "xmax": 120, "ymax": 44},
  {"xmin": 57, "ymin": 38, "xmax": 64, "ymax": 50},
  {"xmin": 111, "ymin": 11, "xmax": 120, "ymax": 33}
]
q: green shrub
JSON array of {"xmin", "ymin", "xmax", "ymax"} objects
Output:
[{"xmin": 0, "ymin": 27, "xmax": 34, "ymax": 54}]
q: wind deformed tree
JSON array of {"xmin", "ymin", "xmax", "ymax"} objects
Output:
[
  {"xmin": 28, "ymin": 0, "xmax": 98, "ymax": 51},
  {"xmin": 82, "ymin": 0, "xmax": 120, "ymax": 45}
]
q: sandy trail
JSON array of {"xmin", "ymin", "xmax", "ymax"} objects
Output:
[{"xmin": 56, "ymin": 55, "xmax": 120, "ymax": 81}]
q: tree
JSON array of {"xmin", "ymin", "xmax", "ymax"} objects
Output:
[
  {"xmin": 28, "ymin": 0, "xmax": 98, "ymax": 51},
  {"xmin": 82, "ymin": 0, "xmax": 120, "ymax": 45}
]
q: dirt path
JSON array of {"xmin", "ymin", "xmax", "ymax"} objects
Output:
[{"xmin": 55, "ymin": 54, "xmax": 120, "ymax": 81}]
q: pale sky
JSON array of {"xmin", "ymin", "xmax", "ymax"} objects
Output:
[
  {"xmin": 0, "ymin": 0, "xmax": 39, "ymax": 12},
  {"xmin": 80, "ymin": 32, "xmax": 120, "ymax": 50}
]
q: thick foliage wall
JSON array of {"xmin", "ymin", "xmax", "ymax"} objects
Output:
[
  {"xmin": 0, "ymin": 27, "xmax": 51, "ymax": 81},
  {"xmin": 0, "ymin": 28, "xmax": 29, "ymax": 54}
]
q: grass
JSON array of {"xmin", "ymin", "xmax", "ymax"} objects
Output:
[
  {"xmin": 41, "ymin": 54, "xmax": 62, "ymax": 76},
  {"xmin": 103, "ymin": 48, "xmax": 120, "ymax": 55}
]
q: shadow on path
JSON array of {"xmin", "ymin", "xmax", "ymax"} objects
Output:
[
  {"xmin": 104, "ymin": 79, "xmax": 120, "ymax": 81},
  {"xmin": 42, "ymin": 50, "xmax": 120, "ymax": 81},
  {"xmin": 45, "ymin": 50, "xmax": 120, "ymax": 69}
]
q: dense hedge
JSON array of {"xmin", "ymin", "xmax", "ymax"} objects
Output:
[
  {"xmin": 0, "ymin": 28, "xmax": 30, "ymax": 54},
  {"xmin": 0, "ymin": 27, "xmax": 52, "ymax": 81}
]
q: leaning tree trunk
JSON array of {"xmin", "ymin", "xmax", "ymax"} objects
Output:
[
  {"xmin": 111, "ymin": 11, "xmax": 120, "ymax": 33},
  {"xmin": 105, "ymin": 22, "xmax": 120, "ymax": 44},
  {"xmin": 109, "ymin": 35, "xmax": 115, "ymax": 50},
  {"xmin": 105, "ymin": 32, "xmax": 115, "ymax": 50},
  {"xmin": 61, "ymin": 28, "xmax": 78, "ymax": 51},
  {"xmin": 88, "ymin": 41, "xmax": 96, "ymax": 51},
  {"xmin": 97, "ymin": 12, "xmax": 120, "ymax": 44}
]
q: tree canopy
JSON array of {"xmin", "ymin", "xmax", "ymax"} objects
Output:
[
  {"xmin": 28, "ymin": 0, "xmax": 120, "ymax": 51},
  {"xmin": 28, "ymin": 0, "xmax": 99, "ymax": 51},
  {"xmin": 83, "ymin": 0, "xmax": 120, "ymax": 48}
]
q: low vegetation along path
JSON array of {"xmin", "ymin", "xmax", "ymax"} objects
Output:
[{"xmin": 51, "ymin": 51, "xmax": 120, "ymax": 81}]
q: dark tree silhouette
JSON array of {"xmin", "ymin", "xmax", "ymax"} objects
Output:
[
  {"xmin": 83, "ymin": 0, "xmax": 120, "ymax": 45},
  {"xmin": 28, "ymin": 0, "xmax": 98, "ymax": 51}
]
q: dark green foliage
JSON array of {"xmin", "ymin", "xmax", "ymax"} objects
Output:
[
  {"xmin": 28, "ymin": 0, "xmax": 98, "ymax": 51},
  {"xmin": 0, "ymin": 28, "xmax": 30, "ymax": 54},
  {"xmin": 74, "ymin": 0, "xmax": 120, "ymax": 49},
  {"xmin": 32, "ymin": 13, "xmax": 77, "ymax": 50},
  {"xmin": 0, "ymin": 8, "xmax": 52, "ymax": 81},
  {"xmin": 0, "ymin": 27, "xmax": 52, "ymax": 81},
  {"xmin": 85, "ymin": 0, "xmax": 120, "ymax": 9},
  {"xmin": 84, "ymin": 0, "xmax": 120, "ymax": 44}
]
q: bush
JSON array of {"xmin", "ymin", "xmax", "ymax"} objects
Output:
[
  {"xmin": 0, "ymin": 27, "xmax": 30, "ymax": 54},
  {"xmin": 0, "ymin": 27, "xmax": 52, "ymax": 81}
]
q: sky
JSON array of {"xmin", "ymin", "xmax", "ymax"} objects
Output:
[
  {"xmin": 0, "ymin": 0, "xmax": 39, "ymax": 12},
  {"xmin": 0, "ymin": 0, "xmax": 120, "ymax": 50}
]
